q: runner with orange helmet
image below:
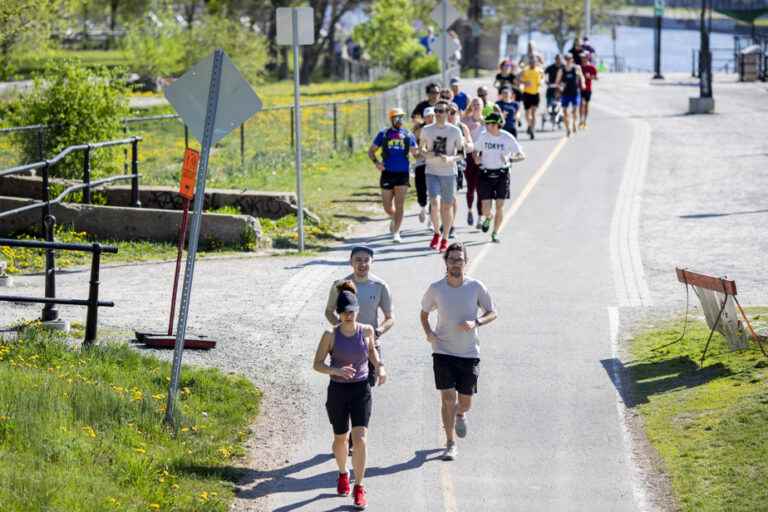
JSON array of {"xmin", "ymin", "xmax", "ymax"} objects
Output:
[{"xmin": 368, "ymin": 107, "xmax": 419, "ymax": 243}]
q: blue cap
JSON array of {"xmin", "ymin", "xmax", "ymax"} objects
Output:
[{"xmin": 350, "ymin": 245, "xmax": 374, "ymax": 257}]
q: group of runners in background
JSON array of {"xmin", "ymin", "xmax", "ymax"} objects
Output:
[{"xmin": 310, "ymin": 38, "xmax": 597, "ymax": 510}]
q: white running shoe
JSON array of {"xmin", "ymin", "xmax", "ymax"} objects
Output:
[
  {"xmin": 393, "ymin": 231, "xmax": 402, "ymax": 243},
  {"xmin": 418, "ymin": 207, "xmax": 426, "ymax": 223},
  {"xmin": 442, "ymin": 441, "xmax": 458, "ymax": 461}
]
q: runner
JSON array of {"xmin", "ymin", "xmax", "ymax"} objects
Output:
[
  {"xmin": 447, "ymin": 102, "xmax": 474, "ymax": 239},
  {"xmin": 579, "ymin": 52, "xmax": 598, "ymax": 129},
  {"xmin": 461, "ymin": 97, "xmax": 485, "ymax": 228},
  {"xmin": 439, "ymin": 87, "xmax": 454, "ymax": 103},
  {"xmin": 473, "ymin": 111, "xmax": 525, "ymax": 243},
  {"xmin": 412, "ymin": 83, "xmax": 440, "ymax": 119},
  {"xmin": 495, "ymin": 85, "xmax": 520, "ymax": 138},
  {"xmin": 494, "ymin": 59, "xmax": 519, "ymax": 97},
  {"xmin": 450, "ymin": 77, "xmax": 468, "ymax": 112},
  {"xmin": 419, "ymin": 100, "xmax": 465, "ymax": 252},
  {"xmin": 412, "ymin": 107, "xmax": 435, "ymax": 227},
  {"xmin": 520, "ymin": 56, "xmax": 543, "ymax": 139},
  {"xmin": 368, "ymin": 107, "xmax": 418, "ymax": 243},
  {"xmin": 555, "ymin": 54, "xmax": 584, "ymax": 137},
  {"xmin": 476, "ymin": 85, "xmax": 490, "ymax": 109},
  {"xmin": 314, "ymin": 280, "xmax": 387, "ymax": 509},
  {"xmin": 420, "ymin": 242, "xmax": 497, "ymax": 460},
  {"xmin": 544, "ymin": 54, "xmax": 563, "ymax": 110},
  {"xmin": 569, "ymin": 36, "xmax": 586, "ymax": 65}
]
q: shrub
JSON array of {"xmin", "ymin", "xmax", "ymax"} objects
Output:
[
  {"xmin": 8, "ymin": 62, "xmax": 129, "ymax": 179},
  {"xmin": 182, "ymin": 15, "xmax": 268, "ymax": 85},
  {"xmin": 392, "ymin": 39, "xmax": 428, "ymax": 80},
  {"xmin": 409, "ymin": 54, "xmax": 441, "ymax": 79},
  {"xmin": 122, "ymin": 14, "xmax": 185, "ymax": 81}
]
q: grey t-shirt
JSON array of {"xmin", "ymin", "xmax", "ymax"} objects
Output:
[
  {"xmin": 326, "ymin": 273, "xmax": 392, "ymax": 330},
  {"xmin": 421, "ymin": 276, "xmax": 494, "ymax": 359},
  {"xmin": 420, "ymin": 122, "xmax": 464, "ymax": 176}
]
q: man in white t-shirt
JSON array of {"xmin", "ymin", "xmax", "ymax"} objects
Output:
[
  {"xmin": 472, "ymin": 111, "xmax": 525, "ymax": 243},
  {"xmin": 420, "ymin": 242, "xmax": 497, "ymax": 461},
  {"xmin": 419, "ymin": 100, "xmax": 465, "ymax": 253}
]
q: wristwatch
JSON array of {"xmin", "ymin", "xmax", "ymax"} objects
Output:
[{"xmin": 374, "ymin": 328, "xmax": 382, "ymax": 339}]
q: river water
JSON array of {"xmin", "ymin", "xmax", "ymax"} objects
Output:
[{"xmin": 518, "ymin": 26, "xmax": 738, "ymax": 73}]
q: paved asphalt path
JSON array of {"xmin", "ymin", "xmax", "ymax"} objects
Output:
[{"xmin": 265, "ymin": 86, "xmax": 644, "ymax": 511}]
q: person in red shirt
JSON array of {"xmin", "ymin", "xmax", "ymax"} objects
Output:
[{"xmin": 579, "ymin": 52, "xmax": 598, "ymax": 129}]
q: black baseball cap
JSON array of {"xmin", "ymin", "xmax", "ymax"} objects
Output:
[
  {"xmin": 350, "ymin": 245, "xmax": 374, "ymax": 257},
  {"xmin": 336, "ymin": 290, "xmax": 360, "ymax": 313},
  {"xmin": 484, "ymin": 112, "xmax": 503, "ymax": 125}
]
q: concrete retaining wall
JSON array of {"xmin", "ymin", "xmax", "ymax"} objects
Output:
[
  {"xmin": 0, "ymin": 196, "xmax": 261, "ymax": 247},
  {"xmin": 0, "ymin": 175, "xmax": 317, "ymax": 222}
]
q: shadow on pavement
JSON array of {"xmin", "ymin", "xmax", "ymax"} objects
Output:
[
  {"xmin": 236, "ymin": 449, "xmax": 443, "ymax": 510},
  {"xmin": 600, "ymin": 355, "xmax": 732, "ymax": 408},
  {"xmin": 679, "ymin": 208, "xmax": 768, "ymax": 219}
]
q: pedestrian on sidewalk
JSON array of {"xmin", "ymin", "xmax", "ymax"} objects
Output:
[
  {"xmin": 579, "ymin": 52, "xmax": 598, "ymax": 129},
  {"xmin": 419, "ymin": 100, "xmax": 465, "ymax": 252},
  {"xmin": 413, "ymin": 107, "xmax": 435, "ymax": 228},
  {"xmin": 420, "ymin": 242, "xmax": 497, "ymax": 461},
  {"xmin": 555, "ymin": 54, "xmax": 584, "ymax": 136},
  {"xmin": 461, "ymin": 97, "xmax": 485, "ymax": 228},
  {"xmin": 315, "ymin": 280, "xmax": 387, "ymax": 510},
  {"xmin": 368, "ymin": 107, "xmax": 418, "ymax": 243},
  {"xmin": 473, "ymin": 111, "xmax": 525, "ymax": 243}
]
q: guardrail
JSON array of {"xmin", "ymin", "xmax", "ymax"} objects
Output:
[
  {"xmin": 0, "ymin": 238, "xmax": 116, "ymax": 345},
  {"xmin": 0, "ymin": 137, "xmax": 141, "ymax": 335}
]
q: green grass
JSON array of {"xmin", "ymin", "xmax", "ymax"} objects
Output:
[
  {"xmin": 627, "ymin": 308, "xmax": 768, "ymax": 511},
  {"xmin": 0, "ymin": 324, "xmax": 260, "ymax": 511},
  {"xmin": 12, "ymin": 50, "xmax": 131, "ymax": 78}
]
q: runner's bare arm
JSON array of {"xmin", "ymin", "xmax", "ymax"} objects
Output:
[
  {"xmin": 420, "ymin": 310, "xmax": 439, "ymax": 343},
  {"xmin": 555, "ymin": 69, "xmax": 563, "ymax": 87},
  {"xmin": 368, "ymin": 144, "xmax": 385, "ymax": 171},
  {"xmin": 365, "ymin": 326, "xmax": 387, "ymax": 385},
  {"xmin": 324, "ymin": 283, "xmax": 340, "ymax": 325},
  {"xmin": 377, "ymin": 313, "xmax": 394, "ymax": 339}
]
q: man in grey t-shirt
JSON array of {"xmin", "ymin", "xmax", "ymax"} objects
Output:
[
  {"xmin": 420, "ymin": 242, "xmax": 497, "ymax": 461},
  {"xmin": 419, "ymin": 99, "xmax": 465, "ymax": 253}
]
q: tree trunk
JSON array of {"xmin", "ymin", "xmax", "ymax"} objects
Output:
[
  {"xmin": 106, "ymin": 0, "xmax": 119, "ymax": 50},
  {"xmin": 322, "ymin": 0, "xmax": 338, "ymax": 78}
]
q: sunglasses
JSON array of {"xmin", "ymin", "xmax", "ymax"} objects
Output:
[
  {"xmin": 434, "ymin": 108, "xmax": 447, "ymax": 113},
  {"xmin": 428, "ymin": 90, "xmax": 440, "ymax": 94}
]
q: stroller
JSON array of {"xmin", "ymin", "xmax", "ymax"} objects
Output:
[{"xmin": 541, "ymin": 85, "xmax": 563, "ymax": 131}]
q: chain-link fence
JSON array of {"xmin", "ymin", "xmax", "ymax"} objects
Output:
[{"xmin": 0, "ymin": 67, "xmax": 459, "ymax": 187}]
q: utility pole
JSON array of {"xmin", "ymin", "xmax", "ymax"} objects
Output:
[
  {"xmin": 653, "ymin": 0, "xmax": 665, "ymax": 79},
  {"xmin": 584, "ymin": 0, "xmax": 591, "ymax": 37}
]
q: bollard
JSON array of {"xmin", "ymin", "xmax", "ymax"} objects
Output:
[
  {"xmin": 131, "ymin": 137, "xmax": 141, "ymax": 207},
  {"xmin": 84, "ymin": 243, "xmax": 102, "ymax": 345},
  {"xmin": 42, "ymin": 215, "xmax": 58, "ymax": 323},
  {"xmin": 82, "ymin": 145, "xmax": 92, "ymax": 204}
]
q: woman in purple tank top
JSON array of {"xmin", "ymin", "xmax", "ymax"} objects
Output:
[{"xmin": 313, "ymin": 280, "xmax": 386, "ymax": 510}]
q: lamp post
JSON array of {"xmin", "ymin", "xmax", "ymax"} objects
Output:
[{"xmin": 653, "ymin": 0, "xmax": 664, "ymax": 79}]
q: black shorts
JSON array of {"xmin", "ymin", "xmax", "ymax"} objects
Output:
[
  {"xmin": 325, "ymin": 380, "xmax": 372, "ymax": 435},
  {"xmin": 545, "ymin": 88, "xmax": 557, "ymax": 105},
  {"xmin": 433, "ymin": 353, "xmax": 480, "ymax": 395},
  {"xmin": 478, "ymin": 169, "xmax": 510, "ymax": 200},
  {"xmin": 380, "ymin": 171, "xmax": 409, "ymax": 190},
  {"xmin": 522, "ymin": 93, "xmax": 540, "ymax": 110},
  {"xmin": 582, "ymin": 90, "xmax": 592, "ymax": 103}
]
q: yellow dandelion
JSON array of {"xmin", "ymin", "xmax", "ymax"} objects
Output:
[
  {"xmin": 134, "ymin": 447, "xmax": 146, "ymax": 454},
  {"xmin": 149, "ymin": 504, "xmax": 160, "ymax": 510},
  {"xmin": 198, "ymin": 491, "xmax": 209, "ymax": 501}
]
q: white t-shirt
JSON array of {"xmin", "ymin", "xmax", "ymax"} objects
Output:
[
  {"xmin": 421, "ymin": 276, "xmax": 495, "ymax": 359},
  {"xmin": 474, "ymin": 129, "xmax": 522, "ymax": 169},
  {"xmin": 420, "ymin": 122, "xmax": 464, "ymax": 176}
]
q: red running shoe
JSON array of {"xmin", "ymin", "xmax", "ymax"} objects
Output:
[
  {"xmin": 429, "ymin": 233, "xmax": 441, "ymax": 250},
  {"xmin": 439, "ymin": 238, "xmax": 449, "ymax": 253},
  {"xmin": 337, "ymin": 472, "xmax": 350, "ymax": 496},
  {"xmin": 353, "ymin": 484, "xmax": 367, "ymax": 509}
]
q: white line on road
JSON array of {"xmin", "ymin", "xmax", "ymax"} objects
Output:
[
  {"xmin": 605, "ymin": 109, "xmax": 653, "ymax": 307},
  {"xmin": 608, "ymin": 306, "xmax": 654, "ymax": 512}
]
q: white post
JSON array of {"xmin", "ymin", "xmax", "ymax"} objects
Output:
[
  {"xmin": 584, "ymin": 0, "xmax": 591, "ymax": 37},
  {"xmin": 292, "ymin": 8, "xmax": 305, "ymax": 252}
]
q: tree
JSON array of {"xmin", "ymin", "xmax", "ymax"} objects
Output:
[
  {"xmin": 298, "ymin": 0, "xmax": 359, "ymax": 83},
  {"xmin": 0, "ymin": 0, "xmax": 63, "ymax": 80},
  {"xmin": 353, "ymin": 0, "xmax": 419, "ymax": 70}
]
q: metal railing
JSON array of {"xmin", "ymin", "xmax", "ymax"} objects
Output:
[
  {"xmin": 691, "ymin": 48, "xmax": 736, "ymax": 76},
  {"xmin": 0, "ymin": 138, "xmax": 141, "ymax": 336},
  {"xmin": 0, "ymin": 238, "xmax": 116, "ymax": 345}
]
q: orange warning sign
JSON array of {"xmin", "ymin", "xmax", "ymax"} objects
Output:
[{"xmin": 179, "ymin": 148, "xmax": 200, "ymax": 200}]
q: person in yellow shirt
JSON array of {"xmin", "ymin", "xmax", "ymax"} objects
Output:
[{"xmin": 520, "ymin": 57, "xmax": 543, "ymax": 140}]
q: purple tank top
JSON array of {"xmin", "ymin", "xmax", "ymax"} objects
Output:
[{"xmin": 330, "ymin": 325, "xmax": 369, "ymax": 383}]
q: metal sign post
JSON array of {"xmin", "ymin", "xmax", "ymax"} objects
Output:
[
  {"xmin": 653, "ymin": 0, "xmax": 665, "ymax": 79},
  {"xmin": 277, "ymin": 7, "xmax": 314, "ymax": 253},
  {"xmin": 431, "ymin": 0, "xmax": 460, "ymax": 86},
  {"xmin": 162, "ymin": 50, "xmax": 262, "ymax": 426}
]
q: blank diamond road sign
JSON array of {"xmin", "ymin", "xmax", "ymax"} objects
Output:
[
  {"xmin": 431, "ymin": 0, "xmax": 460, "ymax": 27},
  {"xmin": 164, "ymin": 51, "xmax": 262, "ymax": 145}
]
